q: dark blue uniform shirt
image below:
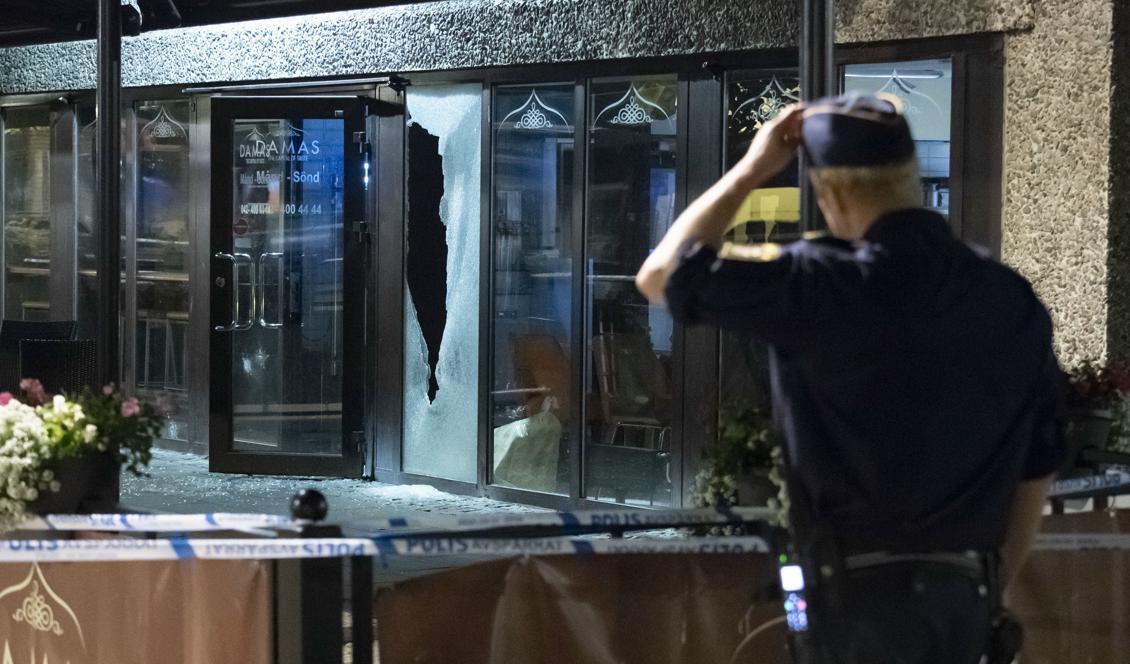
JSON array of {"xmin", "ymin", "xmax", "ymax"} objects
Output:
[{"xmin": 666, "ymin": 208, "xmax": 1064, "ymax": 553}]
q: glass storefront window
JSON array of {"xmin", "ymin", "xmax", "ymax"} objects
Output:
[
  {"xmin": 3, "ymin": 107, "xmax": 52, "ymax": 321},
  {"xmin": 134, "ymin": 100, "xmax": 191, "ymax": 441},
  {"xmin": 583, "ymin": 76, "xmax": 677, "ymax": 506},
  {"xmin": 75, "ymin": 106, "xmax": 98, "ymax": 340},
  {"xmin": 717, "ymin": 72, "xmax": 802, "ymax": 423},
  {"xmin": 843, "ymin": 59, "xmax": 953, "ymax": 218},
  {"xmin": 489, "ymin": 84, "xmax": 575, "ymax": 495}
]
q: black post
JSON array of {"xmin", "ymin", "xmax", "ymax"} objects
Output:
[
  {"xmin": 799, "ymin": 0, "xmax": 835, "ymax": 233},
  {"xmin": 96, "ymin": 0, "xmax": 122, "ymax": 386}
]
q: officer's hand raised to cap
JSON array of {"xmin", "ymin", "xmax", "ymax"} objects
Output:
[{"xmin": 736, "ymin": 104, "xmax": 804, "ymax": 190}]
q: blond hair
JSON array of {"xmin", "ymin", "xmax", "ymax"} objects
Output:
[{"xmin": 808, "ymin": 158, "xmax": 921, "ymax": 209}]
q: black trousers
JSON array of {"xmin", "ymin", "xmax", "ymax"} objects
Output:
[{"xmin": 801, "ymin": 561, "xmax": 992, "ymax": 664}]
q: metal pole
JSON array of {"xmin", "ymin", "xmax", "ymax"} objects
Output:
[
  {"xmin": 799, "ymin": 0, "xmax": 835, "ymax": 233},
  {"xmin": 96, "ymin": 0, "xmax": 122, "ymax": 386}
]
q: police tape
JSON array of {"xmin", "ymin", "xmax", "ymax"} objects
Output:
[
  {"xmin": 1033, "ymin": 533, "xmax": 1130, "ymax": 551},
  {"xmin": 385, "ymin": 506, "xmax": 777, "ymax": 535},
  {"xmin": 13, "ymin": 506, "xmax": 776, "ymax": 536},
  {"xmin": 0, "ymin": 535, "xmax": 769, "ymax": 563},
  {"xmin": 1048, "ymin": 472, "xmax": 1130, "ymax": 499},
  {"xmin": 17, "ymin": 513, "xmax": 303, "ymax": 533}
]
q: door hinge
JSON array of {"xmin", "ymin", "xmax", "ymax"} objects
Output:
[
  {"xmin": 349, "ymin": 431, "xmax": 365, "ymax": 455},
  {"xmin": 353, "ymin": 130, "xmax": 369, "ymax": 153},
  {"xmin": 351, "ymin": 220, "xmax": 371, "ymax": 243}
]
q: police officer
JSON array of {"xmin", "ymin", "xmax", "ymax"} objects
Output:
[{"xmin": 636, "ymin": 94, "xmax": 1063, "ymax": 663}]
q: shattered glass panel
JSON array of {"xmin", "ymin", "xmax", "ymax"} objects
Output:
[{"xmin": 403, "ymin": 84, "xmax": 482, "ymax": 483}]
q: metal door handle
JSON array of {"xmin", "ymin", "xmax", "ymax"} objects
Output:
[
  {"xmin": 257, "ymin": 252, "xmax": 285, "ymax": 329},
  {"xmin": 213, "ymin": 252, "xmax": 256, "ymax": 331},
  {"xmin": 234, "ymin": 253, "xmax": 256, "ymax": 331}
]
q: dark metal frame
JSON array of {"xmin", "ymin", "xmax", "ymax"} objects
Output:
[{"xmin": 207, "ymin": 95, "xmax": 369, "ymax": 476}]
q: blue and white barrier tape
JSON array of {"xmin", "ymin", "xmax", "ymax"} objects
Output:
[
  {"xmin": 14, "ymin": 506, "xmax": 775, "ymax": 536},
  {"xmin": 1033, "ymin": 533, "xmax": 1130, "ymax": 551},
  {"xmin": 0, "ymin": 535, "xmax": 769, "ymax": 563},
  {"xmin": 1048, "ymin": 472, "xmax": 1130, "ymax": 499},
  {"xmin": 392, "ymin": 506, "xmax": 776, "ymax": 535},
  {"xmin": 18, "ymin": 513, "xmax": 302, "ymax": 533}
]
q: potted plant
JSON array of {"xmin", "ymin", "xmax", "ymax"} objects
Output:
[
  {"xmin": 691, "ymin": 402, "xmax": 788, "ymax": 526},
  {"xmin": 0, "ymin": 380, "xmax": 162, "ymax": 527},
  {"xmin": 1063, "ymin": 361, "xmax": 1130, "ymax": 472}
]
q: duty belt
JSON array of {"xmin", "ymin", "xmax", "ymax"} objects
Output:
[{"xmin": 842, "ymin": 549, "xmax": 990, "ymax": 579}]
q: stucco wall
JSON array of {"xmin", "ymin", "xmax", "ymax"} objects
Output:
[
  {"xmin": 1002, "ymin": 0, "xmax": 1114, "ymax": 366},
  {"xmin": 0, "ymin": 0, "xmax": 1033, "ymax": 94}
]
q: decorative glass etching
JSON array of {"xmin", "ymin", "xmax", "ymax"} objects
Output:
[
  {"xmin": 403, "ymin": 84, "xmax": 482, "ymax": 483},
  {"xmin": 729, "ymin": 75, "xmax": 800, "ymax": 134},
  {"xmin": 500, "ymin": 89, "xmax": 570, "ymax": 131},
  {"xmin": 592, "ymin": 82, "xmax": 674, "ymax": 128}
]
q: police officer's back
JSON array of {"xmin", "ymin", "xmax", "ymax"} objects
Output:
[{"xmin": 635, "ymin": 95, "xmax": 1062, "ymax": 663}]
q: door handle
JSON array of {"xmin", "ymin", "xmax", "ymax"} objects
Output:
[
  {"xmin": 257, "ymin": 252, "xmax": 285, "ymax": 329},
  {"xmin": 213, "ymin": 252, "xmax": 256, "ymax": 332},
  {"xmin": 233, "ymin": 253, "xmax": 256, "ymax": 331}
]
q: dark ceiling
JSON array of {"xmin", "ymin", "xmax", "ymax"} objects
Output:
[{"xmin": 0, "ymin": 0, "xmax": 425, "ymax": 48}]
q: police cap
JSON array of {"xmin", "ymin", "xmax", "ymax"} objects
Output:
[{"xmin": 801, "ymin": 93, "xmax": 915, "ymax": 168}]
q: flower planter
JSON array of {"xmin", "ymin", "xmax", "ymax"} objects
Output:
[
  {"xmin": 1061, "ymin": 409, "xmax": 1113, "ymax": 474},
  {"xmin": 736, "ymin": 468, "xmax": 779, "ymax": 507},
  {"xmin": 26, "ymin": 451, "xmax": 120, "ymax": 516}
]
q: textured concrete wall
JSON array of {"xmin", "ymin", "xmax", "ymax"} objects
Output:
[
  {"xmin": 1002, "ymin": 0, "xmax": 1114, "ymax": 366},
  {"xmin": 0, "ymin": 0, "xmax": 1033, "ymax": 94}
]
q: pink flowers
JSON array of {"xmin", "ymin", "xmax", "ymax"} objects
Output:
[
  {"xmin": 18, "ymin": 379, "xmax": 46, "ymax": 406},
  {"xmin": 120, "ymin": 397, "xmax": 141, "ymax": 418},
  {"xmin": 0, "ymin": 393, "xmax": 11, "ymax": 406},
  {"xmin": 102, "ymin": 384, "xmax": 115, "ymax": 396}
]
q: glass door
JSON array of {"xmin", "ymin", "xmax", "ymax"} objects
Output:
[{"xmin": 209, "ymin": 96, "xmax": 368, "ymax": 476}]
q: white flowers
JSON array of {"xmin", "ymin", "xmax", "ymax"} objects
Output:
[{"xmin": 0, "ymin": 394, "xmax": 100, "ymax": 528}]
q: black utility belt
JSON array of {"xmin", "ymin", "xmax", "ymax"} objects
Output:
[{"xmin": 842, "ymin": 550, "xmax": 992, "ymax": 581}]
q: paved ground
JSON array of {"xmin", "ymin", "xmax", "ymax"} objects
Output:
[
  {"xmin": 122, "ymin": 448, "xmax": 547, "ymax": 585},
  {"xmin": 122, "ymin": 448, "xmax": 543, "ymax": 528}
]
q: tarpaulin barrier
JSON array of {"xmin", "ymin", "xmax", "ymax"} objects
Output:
[
  {"xmin": 0, "ymin": 558, "xmax": 270, "ymax": 664},
  {"xmin": 1009, "ymin": 510, "xmax": 1130, "ymax": 663},
  {"xmin": 376, "ymin": 552, "xmax": 791, "ymax": 664}
]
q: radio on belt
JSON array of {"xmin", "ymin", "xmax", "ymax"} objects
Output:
[{"xmin": 778, "ymin": 562, "xmax": 810, "ymax": 632}]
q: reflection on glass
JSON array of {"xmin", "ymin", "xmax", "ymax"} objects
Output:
[
  {"xmin": 489, "ymin": 84, "xmax": 574, "ymax": 495},
  {"xmin": 583, "ymin": 76, "xmax": 676, "ymax": 506},
  {"xmin": 726, "ymin": 72, "xmax": 801, "ymax": 244},
  {"xmin": 844, "ymin": 59, "xmax": 953, "ymax": 218},
  {"xmin": 75, "ymin": 106, "xmax": 99, "ymax": 340},
  {"xmin": 3, "ymin": 107, "xmax": 52, "ymax": 321},
  {"xmin": 229, "ymin": 118, "xmax": 345, "ymax": 454},
  {"xmin": 718, "ymin": 72, "xmax": 803, "ymax": 430},
  {"xmin": 135, "ymin": 101, "xmax": 191, "ymax": 441}
]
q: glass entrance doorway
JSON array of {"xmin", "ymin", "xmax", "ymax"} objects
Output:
[{"xmin": 209, "ymin": 96, "xmax": 370, "ymax": 476}]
